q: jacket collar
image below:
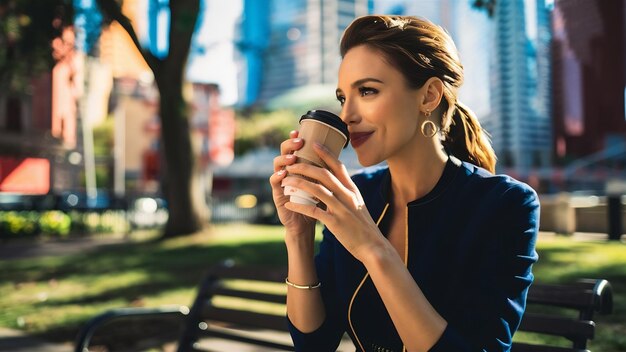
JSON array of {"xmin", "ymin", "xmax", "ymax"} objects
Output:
[{"xmin": 378, "ymin": 155, "xmax": 462, "ymax": 206}]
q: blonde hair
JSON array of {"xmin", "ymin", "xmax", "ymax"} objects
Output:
[{"xmin": 340, "ymin": 15, "xmax": 496, "ymax": 173}]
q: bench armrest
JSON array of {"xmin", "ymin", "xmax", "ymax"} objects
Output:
[{"xmin": 74, "ymin": 305, "xmax": 189, "ymax": 352}]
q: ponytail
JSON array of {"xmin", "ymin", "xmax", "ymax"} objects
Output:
[{"xmin": 442, "ymin": 101, "xmax": 496, "ymax": 173}]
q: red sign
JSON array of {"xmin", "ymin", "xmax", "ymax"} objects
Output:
[
  {"xmin": 208, "ymin": 108, "xmax": 235, "ymax": 167},
  {"xmin": 0, "ymin": 157, "xmax": 50, "ymax": 194}
]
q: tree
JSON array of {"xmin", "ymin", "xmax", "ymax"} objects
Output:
[
  {"xmin": 471, "ymin": 0, "xmax": 496, "ymax": 17},
  {"xmin": 0, "ymin": 0, "xmax": 73, "ymax": 94},
  {"xmin": 96, "ymin": 0, "xmax": 205, "ymax": 237}
]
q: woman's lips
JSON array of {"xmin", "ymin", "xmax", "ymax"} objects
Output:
[{"xmin": 350, "ymin": 131, "xmax": 374, "ymax": 149}]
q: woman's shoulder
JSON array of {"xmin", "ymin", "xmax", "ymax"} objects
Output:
[
  {"xmin": 350, "ymin": 164, "xmax": 389, "ymax": 187},
  {"xmin": 458, "ymin": 160, "xmax": 538, "ymax": 206}
]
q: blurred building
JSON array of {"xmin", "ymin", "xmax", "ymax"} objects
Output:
[
  {"xmin": 549, "ymin": 0, "xmax": 626, "ymax": 191},
  {"xmin": 96, "ymin": 0, "xmax": 150, "ymax": 198},
  {"xmin": 255, "ymin": 0, "xmax": 373, "ymax": 103},
  {"xmin": 238, "ymin": 0, "xmax": 271, "ymax": 105},
  {"xmin": 482, "ymin": 0, "xmax": 553, "ymax": 176},
  {"xmin": 0, "ymin": 25, "xmax": 81, "ymax": 200},
  {"xmin": 552, "ymin": 0, "xmax": 626, "ymax": 159}
]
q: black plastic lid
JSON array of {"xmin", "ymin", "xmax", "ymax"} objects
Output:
[{"xmin": 300, "ymin": 110, "xmax": 350, "ymax": 148}]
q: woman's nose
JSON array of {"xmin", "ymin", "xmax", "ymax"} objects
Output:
[{"xmin": 340, "ymin": 101, "xmax": 360, "ymax": 125}]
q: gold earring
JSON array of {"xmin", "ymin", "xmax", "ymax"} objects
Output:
[
  {"xmin": 421, "ymin": 120, "xmax": 439, "ymax": 138},
  {"xmin": 424, "ymin": 109, "xmax": 431, "ymax": 117}
]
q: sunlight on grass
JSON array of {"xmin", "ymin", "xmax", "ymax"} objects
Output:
[
  {"xmin": 533, "ymin": 235, "xmax": 626, "ymax": 283},
  {"xmin": 212, "ymin": 296, "xmax": 286, "ymax": 317},
  {"xmin": 140, "ymin": 287, "xmax": 197, "ymax": 307},
  {"xmin": 226, "ymin": 280, "xmax": 286, "ymax": 295}
]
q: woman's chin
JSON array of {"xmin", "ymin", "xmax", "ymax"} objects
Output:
[{"xmin": 357, "ymin": 154, "xmax": 382, "ymax": 168}]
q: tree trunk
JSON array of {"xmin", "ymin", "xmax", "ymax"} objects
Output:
[
  {"xmin": 157, "ymin": 81, "xmax": 206, "ymax": 237},
  {"xmin": 96, "ymin": 0, "xmax": 203, "ymax": 237},
  {"xmin": 158, "ymin": 0, "xmax": 204, "ymax": 238}
]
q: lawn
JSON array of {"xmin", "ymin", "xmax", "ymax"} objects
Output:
[{"xmin": 0, "ymin": 225, "xmax": 624, "ymax": 351}]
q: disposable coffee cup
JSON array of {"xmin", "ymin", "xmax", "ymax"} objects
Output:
[{"xmin": 284, "ymin": 110, "xmax": 349, "ymax": 205}]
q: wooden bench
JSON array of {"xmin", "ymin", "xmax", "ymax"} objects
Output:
[
  {"xmin": 75, "ymin": 261, "xmax": 613, "ymax": 352},
  {"xmin": 514, "ymin": 279, "xmax": 613, "ymax": 352}
]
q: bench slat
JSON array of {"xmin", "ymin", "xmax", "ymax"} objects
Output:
[
  {"xmin": 512, "ymin": 342, "xmax": 589, "ymax": 352},
  {"xmin": 527, "ymin": 285, "xmax": 596, "ymax": 310},
  {"xmin": 519, "ymin": 314, "xmax": 595, "ymax": 342},
  {"xmin": 198, "ymin": 328, "xmax": 295, "ymax": 351},
  {"xmin": 211, "ymin": 287, "xmax": 286, "ymax": 304},
  {"xmin": 211, "ymin": 265, "xmax": 287, "ymax": 282},
  {"xmin": 203, "ymin": 307, "xmax": 290, "ymax": 332}
]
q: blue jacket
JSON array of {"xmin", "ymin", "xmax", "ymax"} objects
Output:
[{"xmin": 288, "ymin": 156, "xmax": 540, "ymax": 351}]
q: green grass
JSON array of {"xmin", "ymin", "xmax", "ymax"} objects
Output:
[
  {"xmin": 0, "ymin": 226, "xmax": 624, "ymax": 351},
  {"xmin": 0, "ymin": 224, "xmax": 290, "ymax": 341},
  {"xmin": 519, "ymin": 235, "xmax": 626, "ymax": 351}
]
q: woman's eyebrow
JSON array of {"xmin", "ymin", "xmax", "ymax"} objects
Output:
[
  {"xmin": 336, "ymin": 77, "xmax": 384, "ymax": 95},
  {"xmin": 351, "ymin": 77, "xmax": 384, "ymax": 88}
]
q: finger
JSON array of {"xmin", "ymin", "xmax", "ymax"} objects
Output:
[
  {"xmin": 269, "ymin": 169, "xmax": 287, "ymax": 189},
  {"xmin": 281, "ymin": 175, "xmax": 341, "ymax": 212},
  {"xmin": 284, "ymin": 201, "xmax": 330, "ymax": 223},
  {"xmin": 269, "ymin": 170, "xmax": 290, "ymax": 206},
  {"xmin": 280, "ymin": 135, "xmax": 304, "ymax": 155},
  {"xmin": 269, "ymin": 170, "xmax": 287, "ymax": 196},
  {"xmin": 273, "ymin": 153, "xmax": 298, "ymax": 173},
  {"xmin": 289, "ymin": 130, "xmax": 299, "ymax": 138},
  {"xmin": 285, "ymin": 160, "xmax": 354, "ymax": 207},
  {"xmin": 313, "ymin": 143, "xmax": 358, "ymax": 192}
]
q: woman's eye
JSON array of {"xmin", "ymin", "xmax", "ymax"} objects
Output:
[{"xmin": 359, "ymin": 86, "xmax": 378, "ymax": 97}]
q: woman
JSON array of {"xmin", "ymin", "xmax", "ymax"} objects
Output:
[{"xmin": 269, "ymin": 15, "xmax": 539, "ymax": 352}]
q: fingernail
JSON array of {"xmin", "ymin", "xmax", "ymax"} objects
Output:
[
  {"xmin": 293, "ymin": 138, "xmax": 302, "ymax": 143},
  {"xmin": 285, "ymin": 154, "xmax": 295, "ymax": 159},
  {"xmin": 276, "ymin": 170, "xmax": 285, "ymax": 176}
]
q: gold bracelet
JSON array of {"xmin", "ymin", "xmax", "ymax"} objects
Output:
[{"xmin": 285, "ymin": 278, "xmax": 321, "ymax": 289}]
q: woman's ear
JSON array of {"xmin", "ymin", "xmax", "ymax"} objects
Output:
[{"xmin": 420, "ymin": 77, "xmax": 444, "ymax": 113}]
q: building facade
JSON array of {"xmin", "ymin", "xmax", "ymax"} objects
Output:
[
  {"xmin": 552, "ymin": 0, "xmax": 626, "ymax": 160},
  {"xmin": 0, "ymin": 25, "xmax": 80, "ymax": 199},
  {"xmin": 550, "ymin": 0, "xmax": 626, "ymax": 190},
  {"xmin": 482, "ymin": 0, "xmax": 553, "ymax": 177},
  {"xmin": 256, "ymin": 0, "xmax": 373, "ymax": 103}
]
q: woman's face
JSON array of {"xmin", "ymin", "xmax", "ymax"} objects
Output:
[{"xmin": 336, "ymin": 45, "xmax": 425, "ymax": 167}]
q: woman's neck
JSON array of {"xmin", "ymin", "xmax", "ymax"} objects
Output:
[{"xmin": 387, "ymin": 143, "xmax": 448, "ymax": 206}]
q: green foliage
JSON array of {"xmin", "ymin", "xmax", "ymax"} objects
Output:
[
  {"xmin": 0, "ymin": 0, "xmax": 74, "ymax": 94},
  {"xmin": 235, "ymin": 109, "xmax": 299, "ymax": 155},
  {"xmin": 92, "ymin": 118, "xmax": 115, "ymax": 187},
  {"xmin": 68, "ymin": 210, "xmax": 128, "ymax": 234},
  {"xmin": 38, "ymin": 211, "xmax": 71, "ymax": 237},
  {"xmin": 0, "ymin": 210, "xmax": 129, "ymax": 237},
  {"xmin": 0, "ymin": 211, "xmax": 38, "ymax": 236},
  {"xmin": 93, "ymin": 117, "xmax": 114, "ymax": 157}
]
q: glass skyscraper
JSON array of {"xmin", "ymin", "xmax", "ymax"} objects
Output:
[
  {"xmin": 483, "ymin": 0, "xmax": 553, "ymax": 175},
  {"xmin": 257, "ymin": 0, "xmax": 373, "ymax": 103}
]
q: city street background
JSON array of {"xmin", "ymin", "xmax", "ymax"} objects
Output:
[{"xmin": 0, "ymin": 0, "xmax": 624, "ymax": 350}]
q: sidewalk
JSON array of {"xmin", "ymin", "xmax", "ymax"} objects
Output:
[{"xmin": 0, "ymin": 235, "xmax": 131, "ymax": 261}]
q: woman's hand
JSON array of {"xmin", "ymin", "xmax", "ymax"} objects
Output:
[
  {"xmin": 281, "ymin": 142, "xmax": 383, "ymax": 261},
  {"xmin": 269, "ymin": 131, "xmax": 318, "ymax": 235}
]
